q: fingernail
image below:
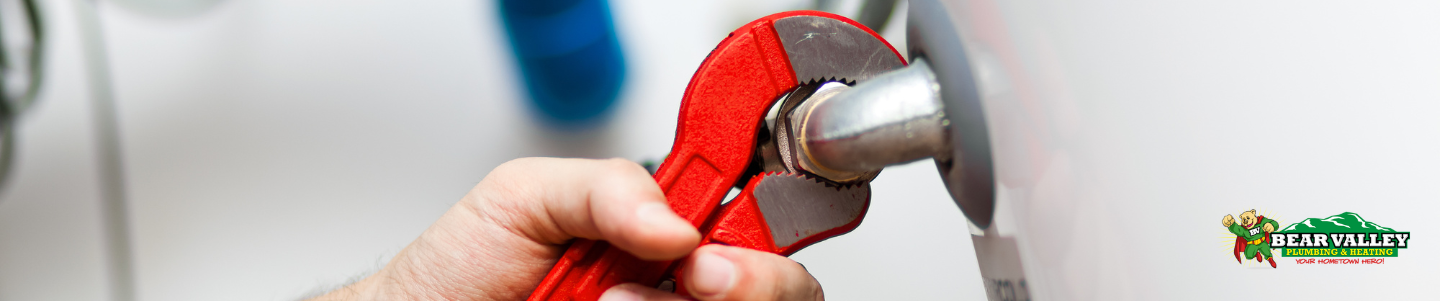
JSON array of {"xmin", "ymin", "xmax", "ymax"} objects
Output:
[
  {"xmin": 691, "ymin": 251, "xmax": 736, "ymax": 297},
  {"xmin": 637, "ymin": 202, "xmax": 689, "ymax": 229},
  {"xmin": 598, "ymin": 285, "xmax": 643, "ymax": 301}
]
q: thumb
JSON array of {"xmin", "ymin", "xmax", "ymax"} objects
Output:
[{"xmin": 683, "ymin": 245, "xmax": 824, "ymax": 301}]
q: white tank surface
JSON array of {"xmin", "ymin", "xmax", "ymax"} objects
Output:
[{"xmin": 929, "ymin": 0, "xmax": 1440, "ymax": 299}]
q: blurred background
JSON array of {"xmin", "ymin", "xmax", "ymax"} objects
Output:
[
  {"xmin": 5, "ymin": 0, "xmax": 1440, "ymax": 300},
  {"xmin": 0, "ymin": 0, "xmax": 982, "ymax": 300}
]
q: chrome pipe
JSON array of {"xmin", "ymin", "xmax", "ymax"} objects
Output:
[{"xmin": 793, "ymin": 59, "xmax": 950, "ymax": 178}]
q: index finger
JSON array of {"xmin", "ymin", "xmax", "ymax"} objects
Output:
[{"xmin": 474, "ymin": 157, "xmax": 702, "ymax": 260}]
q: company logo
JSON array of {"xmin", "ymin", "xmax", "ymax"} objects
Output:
[
  {"xmin": 1221, "ymin": 211, "xmax": 1410, "ymax": 268},
  {"xmin": 1271, "ymin": 212, "xmax": 1409, "ymax": 265}
]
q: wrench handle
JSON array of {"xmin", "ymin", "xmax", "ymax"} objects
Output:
[
  {"xmin": 525, "ymin": 13, "xmax": 802, "ymax": 301},
  {"xmin": 527, "ymin": 156, "xmax": 744, "ymax": 301}
]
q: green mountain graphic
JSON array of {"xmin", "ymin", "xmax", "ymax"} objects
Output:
[{"xmin": 1278, "ymin": 212, "xmax": 1395, "ymax": 233}]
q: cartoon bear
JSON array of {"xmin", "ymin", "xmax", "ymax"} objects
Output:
[{"xmin": 1223, "ymin": 209, "xmax": 1279, "ymax": 268}]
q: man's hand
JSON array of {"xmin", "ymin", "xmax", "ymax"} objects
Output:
[
  {"xmin": 1222, "ymin": 215, "xmax": 1235, "ymax": 228},
  {"xmin": 310, "ymin": 158, "xmax": 824, "ymax": 301}
]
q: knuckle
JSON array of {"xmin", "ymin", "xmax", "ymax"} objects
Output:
[
  {"xmin": 760, "ymin": 255, "xmax": 820, "ymax": 301},
  {"xmin": 472, "ymin": 159, "xmax": 548, "ymax": 219},
  {"xmin": 784, "ymin": 259, "xmax": 824, "ymax": 301},
  {"xmin": 599, "ymin": 158, "xmax": 644, "ymax": 175},
  {"xmin": 808, "ymin": 279, "xmax": 825, "ymax": 301}
]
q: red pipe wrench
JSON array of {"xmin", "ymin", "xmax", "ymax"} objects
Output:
[{"xmin": 528, "ymin": 11, "xmax": 905, "ymax": 300}]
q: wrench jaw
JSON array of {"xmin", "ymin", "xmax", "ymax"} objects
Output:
[
  {"xmin": 673, "ymin": 171, "xmax": 870, "ymax": 297},
  {"xmin": 699, "ymin": 171, "xmax": 873, "ymax": 254},
  {"xmin": 755, "ymin": 172, "xmax": 873, "ymax": 255}
]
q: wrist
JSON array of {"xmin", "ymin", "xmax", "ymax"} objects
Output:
[
  {"xmin": 307, "ymin": 274, "xmax": 382, "ymax": 301},
  {"xmin": 308, "ymin": 269, "xmax": 416, "ymax": 301}
]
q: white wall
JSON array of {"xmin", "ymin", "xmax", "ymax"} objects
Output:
[
  {"xmin": 0, "ymin": 0, "xmax": 110, "ymax": 299},
  {"xmin": 9, "ymin": 0, "xmax": 1438, "ymax": 300}
]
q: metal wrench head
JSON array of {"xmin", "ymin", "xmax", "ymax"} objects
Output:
[
  {"xmin": 774, "ymin": 15, "xmax": 906, "ymax": 84},
  {"xmin": 751, "ymin": 172, "xmax": 871, "ymax": 252},
  {"xmin": 745, "ymin": 14, "xmax": 906, "ymax": 186}
]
